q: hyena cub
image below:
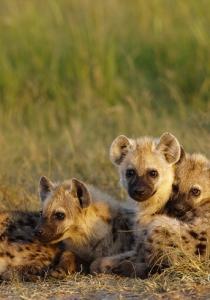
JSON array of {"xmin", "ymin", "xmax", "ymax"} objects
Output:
[
  {"xmin": 90, "ymin": 132, "xmax": 182, "ymax": 276},
  {"xmin": 165, "ymin": 151, "xmax": 210, "ymax": 223},
  {"xmin": 140, "ymin": 151, "xmax": 210, "ymax": 271},
  {"xmin": 0, "ymin": 211, "xmax": 77, "ymax": 280},
  {"xmin": 109, "ymin": 132, "xmax": 181, "ymax": 224},
  {"xmin": 35, "ymin": 176, "xmax": 136, "ymax": 274}
]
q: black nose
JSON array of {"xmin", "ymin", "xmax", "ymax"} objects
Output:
[{"xmin": 35, "ymin": 229, "xmax": 43, "ymax": 237}]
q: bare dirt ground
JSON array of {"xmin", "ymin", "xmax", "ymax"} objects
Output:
[{"xmin": 1, "ymin": 274, "xmax": 210, "ymax": 300}]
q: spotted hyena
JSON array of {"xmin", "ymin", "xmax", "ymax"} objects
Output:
[
  {"xmin": 0, "ymin": 210, "xmax": 78, "ymax": 280},
  {"xmin": 139, "ymin": 151, "xmax": 210, "ymax": 272},
  {"xmin": 35, "ymin": 176, "xmax": 136, "ymax": 270},
  {"xmin": 90, "ymin": 132, "xmax": 182, "ymax": 276},
  {"xmin": 93, "ymin": 149, "xmax": 210, "ymax": 277}
]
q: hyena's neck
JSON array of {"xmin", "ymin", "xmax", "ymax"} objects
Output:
[
  {"xmin": 136, "ymin": 183, "xmax": 172, "ymax": 225},
  {"xmin": 67, "ymin": 201, "xmax": 112, "ymax": 249}
]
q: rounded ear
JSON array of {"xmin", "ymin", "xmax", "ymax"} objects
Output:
[
  {"xmin": 176, "ymin": 146, "xmax": 186, "ymax": 165},
  {"xmin": 156, "ymin": 132, "xmax": 181, "ymax": 165},
  {"xmin": 110, "ymin": 135, "xmax": 134, "ymax": 165},
  {"xmin": 39, "ymin": 176, "xmax": 54, "ymax": 202},
  {"xmin": 71, "ymin": 178, "xmax": 91, "ymax": 209}
]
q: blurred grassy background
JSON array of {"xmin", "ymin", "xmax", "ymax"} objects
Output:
[{"xmin": 0, "ymin": 0, "xmax": 210, "ymax": 209}]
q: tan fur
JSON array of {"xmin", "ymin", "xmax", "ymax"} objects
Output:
[
  {"xmin": 168, "ymin": 152, "xmax": 210, "ymax": 212},
  {"xmin": 110, "ymin": 133, "xmax": 180, "ymax": 224},
  {"xmin": 36, "ymin": 177, "xmax": 136, "ymax": 264}
]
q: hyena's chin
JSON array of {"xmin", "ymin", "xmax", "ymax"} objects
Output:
[
  {"xmin": 128, "ymin": 189, "xmax": 157, "ymax": 202},
  {"xmin": 37, "ymin": 233, "xmax": 63, "ymax": 244}
]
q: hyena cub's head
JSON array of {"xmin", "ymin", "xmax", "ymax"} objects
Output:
[
  {"xmin": 35, "ymin": 176, "xmax": 91, "ymax": 243},
  {"xmin": 110, "ymin": 132, "xmax": 181, "ymax": 205},
  {"xmin": 166, "ymin": 151, "xmax": 210, "ymax": 219}
]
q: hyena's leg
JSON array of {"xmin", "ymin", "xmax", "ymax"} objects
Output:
[
  {"xmin": 49, "ymin": 250, "xmax": 77, "ymax": 279},
  {"xmin": 90, "ymin": 250, "xmax": 136, "ymax": 275},
  {"xmin": 99, "ymin": 217, "xmax": 186, "ymax": 278},
  {"xmin": 140, "ymin": 215, "xmax": 204, "ymax": 271}
]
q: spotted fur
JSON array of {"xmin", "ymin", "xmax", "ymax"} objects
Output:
[
  {"xmin": 0, "ymin": 210, "xmax": 78, "ymax": 280},
  {"xmin": 36, "ymin": 177, "xmax": 136, "ymax": 266}
]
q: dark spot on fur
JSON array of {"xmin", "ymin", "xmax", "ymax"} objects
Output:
[
  {"xmin": 189, "ymin": 230, "xmax": 198, "ymax": 239},
  {"xmin": 147, "ymin": 238, "xmax": 153, "ymax": 243},
  {"xmin": 164, "ymin": 231, "xmax": 170, "ymax": 237},
  {"xmin": 6, "ymin": 251, "xmax": 14, "ymax": 259},
  {"xmin": 30, "ymin": 254, "xmax": 37, "ymax": 260},
  {"xmin": 71, "ymin": 225, "xmax": 79, "ymax": 233},
  {"xmin": 101, "ymin": 215, "xmax": 111, "ymax": 224},
  {"xmin": 191, "ymin": 208, "xmax": 198, "ymax": 216},
  {"xmin": 195, "ymin": 243, "xmax": 206, "ymax": 255},
  {"xmin": 0, "ymin": 235, "xmax": 5, "ymax": 241},
  {"xmin": 199, "ymin": 237, "xmax": 207, "ymax": 242},
  {"xmin": 181, "ymin": 236, "xmax": 189, "ymax": 243},
  {"xmin": 143, "ymin": 229, "xmax": 147, "ymax": 236},
  {"xmin": 200, "ymin": 231, "xmax": 206, "ymax": 236},
  {"xmin": 0, "ymin": 252, "xmax": 4, "ymax": 257},
  {"xmin": 168, "ymin": 243, "xmax": 177, "ymax": 248}
]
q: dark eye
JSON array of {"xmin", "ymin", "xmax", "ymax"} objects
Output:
[
  {"xmin": 39, "ymin": 210, "xmax": 43, "ymax": 217},
  {"xmin": 148, "ymin": 169, "xmax": 158, "ymax": 178},
  {"xmin": 172, "ymin": 184, "xmax": 179, "ymax": 194},
  {"xmin": 126, "ymin": 169, "xmax": 136, "ymax": 178},
  {"xmin": 54, "ymin": 212, "xmax": 65, "ymax": 220},
  {"xmin": 190, "ymin": 187, "xmax": 201, "ymax": 197}
]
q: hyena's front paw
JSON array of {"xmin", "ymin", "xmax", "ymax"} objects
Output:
[
  {"xmin": 113, "ymin": 261, "xmax": 149, "ymax": 279},
  {"xmin": 49, "ymin": 267, "xmax": 67, "ymax": 280},
  {"xmin": 50, "ymin": 251, "xmax": 77, "ymax": 279},
  {"xmin": 90, "ymin": 257, "xmax": 118, "ymax": 274}
]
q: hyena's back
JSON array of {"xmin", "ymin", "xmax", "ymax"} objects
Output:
[{"xmin": 0, "ymin": 211, "xmax": 40, "ymax": 239}]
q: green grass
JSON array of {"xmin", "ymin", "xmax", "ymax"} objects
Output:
[{"xmin": 0, "ymin": 0, "xmax": 210, "ymax": 298}]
